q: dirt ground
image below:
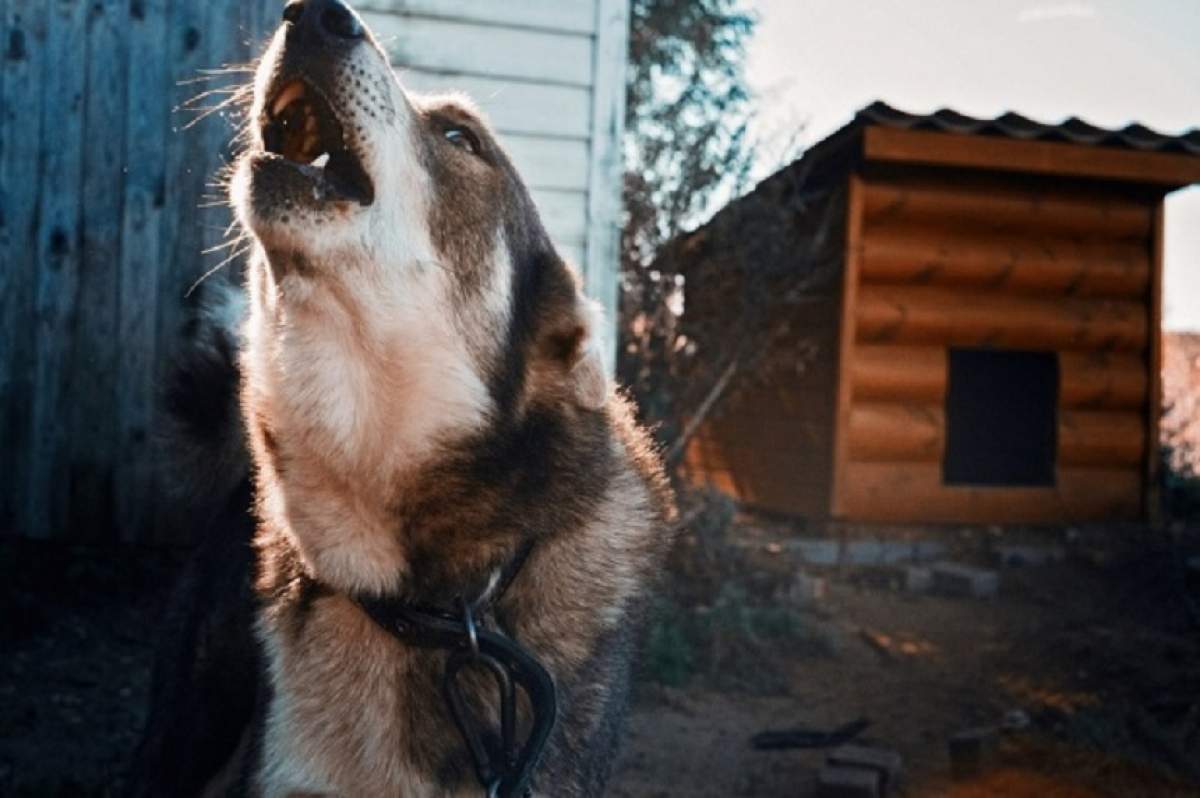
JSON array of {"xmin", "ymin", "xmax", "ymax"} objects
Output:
[
  {"xmin": 610, "ymin": 525, "xmax": 1200, "ymax": 797},
  {"xmin": 2, "ymin": 524, "xmax": 1199, "ymax": 797}
]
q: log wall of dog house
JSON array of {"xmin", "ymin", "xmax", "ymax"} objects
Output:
[{"xmin": 830, "ymin": 171, "xmax": 1158, "ymax": 524}]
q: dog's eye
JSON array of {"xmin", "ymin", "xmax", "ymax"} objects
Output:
[{"xmin": 443, "ymin": 126, "xmax": 480, "ymax": 155}]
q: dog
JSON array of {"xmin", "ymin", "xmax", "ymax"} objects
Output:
[{"xmin": 127, "ymin": 1, "xmax": 675, "ymax": 795}]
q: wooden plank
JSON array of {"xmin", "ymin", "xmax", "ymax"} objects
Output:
[
  {"xmin": 862, "ymin": 177, "xmax": 1153, "ymax": 239},
  {"xmin": 848, "ymin": 402, "xmax": 944, "ymax": 462},
  {"xmin": 197, "ymin": 0, "xmax": 248, "ymax": 288},
  {"xmin": 863, "ymin": 126, "xmax": 1200, "ymax": 188},
  {"xmin": 853, "ymin": 346, "xmax": 1146, "ymax": 410},
  {"xmin": 354, "ymin": 0, "xmax": 596, "ymax": 35},
  {"xmin": 115, "ymin": 0, "xmax": 171, "ymax": 543},
  {"xmin": 1059, "ymin": 351, "xmax": 1147, "ymax": 410},
  {"xmin": 855, "ymin": 285, "xmax": 1147, "ymax": 353},
  {"xmin": 840, "ymin": 461, "xmax": 1142, "ymax": 523},
  {"xmin": 829, "ymin": 176, "xmax": 864, "ymax": 517},
  {"xmin": 396, "ymin": 68, "xmax": 592, "ymax": 140},
  {"xmin": 0, "ymin": 0, "xmax": 44, "ymax": 536},
  {"xmin": 503, "ymin": 134, "xmax": 590, "ymax": 192},
  {"xmin": 68, "ymin": 0, "xmax": 130, "ymax": 539},
  {"xmin": 1146, "ymin": 202, "xmax": 1165, "ymax": 522},
  {"xmin": 584, "ymin": 0, "xmax": 628, "ymax": 370},
  {"xmin": 366, "ymin": 12, "xmax": 594, "ymax": 88},
  {"xmin": 244, "ymin": 0, "xmax": 277, "ymax": 52},
  {"xmin": 26, "ymin": 0, "xmax": 88, "ymax": 539},
  {"xmin": 147, "ymin": 0, "xmax": 235, "ymax": 544},
  {"xmin": 860, "ymin": 227, "xmax": 1150, "ymax": 299},
  {"xmin": 531, "ymin": 187, "xmax": 588, "ymax": 245},
  {"xmin": 845, "ymin": 402, "xmax": 1143, "ymax": 467},
  {"xmin": 1058, "ymin": 410, "xmax": 1145, "ymax": 468},
  {"xmin": 852, "ymin": 345, "xmax": 946, "ymax": 403}
]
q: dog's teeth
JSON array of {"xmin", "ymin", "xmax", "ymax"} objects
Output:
[
  {"xmin": 271, "ymin": 81, "xmax": 306, "ymax": 117},
  {"xmin": 312, "ymin": 152, "xmax": 330, "ymax": 168}
]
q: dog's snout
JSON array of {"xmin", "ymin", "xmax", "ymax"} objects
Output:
[{"xmin": 282, "ymin": 0, "xmax": 365, "ymax": 43}]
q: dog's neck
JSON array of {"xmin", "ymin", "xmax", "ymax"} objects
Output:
[{"xmin": 243, "ymin": 252, "xmax": 496, "ymax": 596}]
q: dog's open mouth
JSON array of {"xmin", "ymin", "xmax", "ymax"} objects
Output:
[{"xmin": 261, "ymin": 78, "xmax": 375, "ymax": 206}]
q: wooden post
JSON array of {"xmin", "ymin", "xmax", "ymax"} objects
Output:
[
  {"xmin": 27, "ymin": 0, "xmax": 88, "ymax": 539},
  {"xmin": 115, "ymin": 0, "xmax": 171, "ymax": 543},
  {"xmin": 0, "ymin": 0, "xmax": 47, "ymax": 537},
  {"xmin": 829, "ymin": 176, "xmax": 864, "ymax": 517},
  {"xmin": 584, "ymin": 0, "xmax": 629, "ymax": 372},
  {"xmin": 70, "ymin": 0, "xmax": 130, "ymax": 540},
  {"xmin": 1146, "ymin": 201, "xmax": 1165, "ymax": 525}
]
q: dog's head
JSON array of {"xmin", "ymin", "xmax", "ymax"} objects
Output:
[{"xmin": 231, "ymin": 0, "xmax": 608, "ymax": 437}]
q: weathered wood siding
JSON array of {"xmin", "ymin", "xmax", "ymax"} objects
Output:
[
  {"xmin": 1, "ymin": 0, "xmax": 277, "ymax": 542},
  {"xmin": 831, "ymin": 170, "xmax": 1157, "ymax": 523},
  {"xmin": 1, "ymin": 0, "xmax": 629, "ymax": 544},
  {"xmin": 356, "ymin": 0, "xmax": 628, "ymax": 364}
]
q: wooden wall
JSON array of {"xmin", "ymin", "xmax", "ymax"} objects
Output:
[
  {"xmin": 686, "ymin": 301, "xmax": 842, "ymax": 516},
  {"xmin": 356, "ymin": 0, "xmax": 628, "ymax": 365},
  {"xmin": 1, "ymin": 0, "xmax": 278, "ymax": 543},
  {"xmin": 0, "ymin": 0, "xmax": 630, "ymax": 544},
  {"xmin": 830, "ymin": 170, "xmax": 1157, "ymax": 523},
  {"xmin": 679, "ymin": 173, "xmax": 849, "ymax": 518}
]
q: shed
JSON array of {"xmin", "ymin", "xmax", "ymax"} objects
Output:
[
  {"xmin": 0, "ymin": 0, "xmax": 627, "ymax": 544},
  {"xmin": 677, "ymin": 102, "xmax": 1200, "ymax": 525}
]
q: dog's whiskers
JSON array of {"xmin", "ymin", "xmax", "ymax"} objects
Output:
[{"xmin": 187, "ymin": 239, "xmax": 253, "ymax": 298}]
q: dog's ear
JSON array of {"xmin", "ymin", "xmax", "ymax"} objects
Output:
[{"xmin": 540, "ymin": 293, "xmax": 610, "ymax": 411}]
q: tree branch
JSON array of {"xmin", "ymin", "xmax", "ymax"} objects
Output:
[{"xmin": 665, "ymin": 356, "xmax": 739, "ymax": 466}]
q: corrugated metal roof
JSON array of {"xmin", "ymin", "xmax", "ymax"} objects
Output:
[{"xmin": 855, "ymin": 101, "xmax": 1200, "ymax": 156}]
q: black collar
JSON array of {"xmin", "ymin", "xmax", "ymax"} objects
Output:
[{"xmin": 347, "ymin": 540, "xmax": 555, "ymax": 798}]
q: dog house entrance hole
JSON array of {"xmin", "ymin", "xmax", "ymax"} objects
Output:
[{"xmin": 943, "ymin": 348, "xmax": 1058, "ymax": 486}]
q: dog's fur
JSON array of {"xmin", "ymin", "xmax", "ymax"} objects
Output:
[{"xmin": 128, "ymin": 2, "xmax": 674, "ymax": 796}]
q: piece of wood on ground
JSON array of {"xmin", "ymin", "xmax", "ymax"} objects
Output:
[{"xmin": 816, "ymin": 764, "xmax": 882, "ymax": 798}]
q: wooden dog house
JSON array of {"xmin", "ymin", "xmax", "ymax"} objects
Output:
[{"xmin": 676, "ymin": 103, "xmax": 1200, "ymax": 524}]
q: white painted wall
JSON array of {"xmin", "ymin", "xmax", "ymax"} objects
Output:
[{"xmin": 355, "ymin": 0, "xmax": 628, "ymax": 365}]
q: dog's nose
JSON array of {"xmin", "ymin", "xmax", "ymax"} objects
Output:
[{"xmin": 282, "ymin": 0, "xmax": 364, "ymax": 42}]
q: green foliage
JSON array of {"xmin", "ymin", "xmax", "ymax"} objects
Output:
[
  {"xmin": 619, "ymin": 0, "xmax": 758, "ymax": 442},
  {"xmin": 623, "ymin": 0, "xmax": 757, "ymax": 266},
  {"xmin": 1163, "ymin": 445, "xmax": 1200, "ymax": 519},
  {"xmin": 642, "ymin": 583, "xmax": 832, "ymax": 694}
]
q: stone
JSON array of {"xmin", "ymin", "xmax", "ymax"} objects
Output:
[
  {"xmin": 816, "ymin": 765, "xmax": 881, "ymax": 798},
  {"xmin": 793, "ymin": 539, "xmax": 840, "ymax": 566},
  {"xmin": 788, "ymin": 571, "xmax": 827, "ymax": 607},
  {"xmin": 931, "ymin": 562, "xmax": 1000, "ymax": 599},
  {"xmin": 827, "ymin": 744, "xmax": 903, "ymax": 792},
  {"xmin": 994, "ymin": 543, "xmax": 1066, "ymax": 568},
  {"xmin": 904, "ymin": 566, "xmax": 932, "ymax": 594},
  {"xmin": 948, "ymin": 727, "xmax": 999, "ymax": 779}
]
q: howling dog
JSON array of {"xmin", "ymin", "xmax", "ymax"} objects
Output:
[{"xmin": 128, "ymin": 1, "xmax": 674, "ymax": 795}]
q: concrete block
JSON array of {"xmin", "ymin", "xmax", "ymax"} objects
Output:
[
  {"xmin": 788, "ymin": 571, "xmax": 827, "ymax": 607},
  {"xmin": 913, "ymin": 540, "xmax": 948, "ymax": 562},
  {"xmin": 828, "ymin": 744, "xmax": 903, "ymax": 792},
  {"xmin": 948, "ymin": 727, "xmax": 999, "ymax": 780},
  {"xmin": 904, "ymin": 566, "xmax": 932, "ymax": 594},
  {"xmin": 794, "ymin": 539, "xmax": 840, "ymax": 566},
  {"xmin": 994, "ymin": 543, "xmax": 1066, "ymax": 568},
  {"xmin": 816, "ymin": 765, "xmax": 881, "ymax": 798},
  {"xmin": 844, "ymin": 540, "xmax": 885, "ymax": 565},
  {"xmin": 932, "ymin": 562, "xmax": 1000, "ymax": 599}
]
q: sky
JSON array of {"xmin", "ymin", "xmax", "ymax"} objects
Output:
[{"xmin": 744, "ymin": 0, "xmax": 1200, "ymax": 329}]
